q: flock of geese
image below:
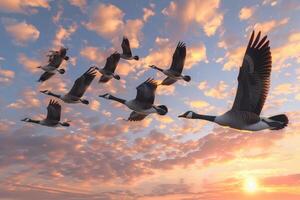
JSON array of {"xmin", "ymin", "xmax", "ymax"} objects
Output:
[{"xmin": 22, "ymin": 31, "xmax": 289, "ymax": 131}]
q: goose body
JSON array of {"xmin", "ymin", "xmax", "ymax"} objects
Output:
[
  {"xmin": 149, "ymin": 42, "xmax": 191, "ymax": 85},
  {"xmin": 21, "ymin": 99, "xmax": 70, "ymax": 127},
  {"xmin": 99, "ymin": 78, "xmax": 168, "ymax": 121},
  {"xmin": 120, "ymin": 37, "xmax": 139, "ymax": 61},
  {"xmin": 178, "ymin": 31, "xmax": 288, "ymax": 131},
  {"xmin": 40, "ymin": 66, "xmax": 97, "ymax": 104},
  {"xmin": 97, "ymin": 52, "xmax": 121, "ymax": 83},
  {"xmin": 37, "ymin": 47, "xmax": 69, "ymax": 82}
]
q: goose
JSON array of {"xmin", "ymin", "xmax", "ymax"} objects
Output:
[
  {"xmin": 178, "ymin": 31, "xmax": 288, "ymax": 131},
  {"xmin": 21, "ymin": 99, "xmax": 70, "ymax": 127},
  {"xmin": 99, "ymin": 78, "xmax": 168, "ymax": 121},
  {"xmin": 149, "ymin": 42, "xmax": 191, "ymax": 85},
  {"xmin": 40, "ymin": 66, "xmax": 97, "ymax": 105},
  {"xmin": 96, "ymin": 52, "xmax": 121, "ymax": 83},
  {"xmin": 37, "ymin": 47, "xmax": 69, "ymax": 82},
  {"xmin": 120, "ymin": 37, "xmax": 139, "ymax": 60}
]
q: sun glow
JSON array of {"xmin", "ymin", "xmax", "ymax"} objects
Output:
[{"xmin": 244, "ymin": 177, "xmax": 258, "ymax": 193}]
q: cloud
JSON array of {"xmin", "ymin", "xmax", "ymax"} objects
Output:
[
  {"xmin": 84, "ymin": 3, "xmax": 124, "ymax": 39},
  {"xmin": 143, "ymin": 7, "xmax": 155, "ymax": 21},
  {"xmin": 250, "ymin": 18, "xmax": 289, "ymax": 34},
  {"xmin": 0, "ymin": 0, "xmax": 50, "ymax": 14},
  {"xmin": 18, "ymin": 53, "xmax": 42, "ymax": 73},
  {"xmin": 162, "ymin": 0, "xmax": 223, "ymax": 36},
  {"xmin": 3, "ymin": 19, "xmax": 40, "ymax": 45},
  {"xmin": 89, "ymin": 100, "xmax": 100, "ymax": 111},
  {"xmin": 203, "ymin": 81, "xmax": 229, "ymax": 99},
  {"xmin": 68, "ymin": 0, "xmax": 86, "ymax": 11},
  {"xmin": 53, "ymin": 24, "xmax": 78, "ymax": 48},
  {"xmin": 187, "ymin": 100, "xmax": 210, "ymax": 109},
  {"xmin": 155, "ymin": 37, "xmax": 169, "ymax": 46},
  {"xmin": 123, "ymin": 19, "xmax": 144, "ymax": 48},
  {"xmin": 84, "ymin": 3, "xmax": 145, "ymax": 49},
  {"xmin": 80, "ymin": 46, "xmax": 107, "ymax": 64},
  {"xmin": 222, "ymin": 46, "xmax": 245, "ymax": 71},
  {"xmin": 7, "ymin": 88, "xmax": 41, "ymax": 109},
  {"xmin": 144, "ymin": 42, "xmax": 207, "ymax": 71},
  {"xmin": 239, "ymin": 6, "xmax": 256, "ymax": 20},
  {"xmin": 0, "ymin": 68, "xmax": 15, "ymax": 84},
  {"xmin": 272, "ymin": 31, "xmax": 300, "ymax": 71}
]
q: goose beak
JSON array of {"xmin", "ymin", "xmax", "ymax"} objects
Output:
[{"xmin": 178, "ymin": 114, "xmax": 185, "ymax": 118}]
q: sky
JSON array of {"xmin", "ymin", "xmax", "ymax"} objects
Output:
[{"xmin": 0, "ymin": 0, "xmax": 300, "ymax": 199}]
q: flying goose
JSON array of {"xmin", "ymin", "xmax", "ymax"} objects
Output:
[
  {"xmin": 97, "ymin": 52, "xmax": 121, "ymax": 83},
  {"xmin": 21, "ymin": 99, "xmax": 70, "ymax": 127},
  {"xmin": 40, "ymin": 66, "xmax": 97, "ymax": 105},
  {"xmin": 149, "ymin": 42, "xmax": 191, "ymax": 85},
  {"xmin": 37, "ymin": 47, "xmax": 69, "ymax": 82},
  {"xmin": 120, "ymin": 37, "xmax": 139, "ymax": 60},
  {"xmin": 178, "ymin": 31, "xmax": 288, "ymax": 131},
  {"xmin": 99, "ymin": 78, "xmax": 168, "ymax": 121}
]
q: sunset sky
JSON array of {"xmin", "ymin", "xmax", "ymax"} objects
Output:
[{"xmin": 1, "ymin": 0, "xmax": 300, "ymax": 199}]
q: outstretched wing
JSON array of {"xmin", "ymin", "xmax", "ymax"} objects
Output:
[
  {"xmin": 46, "ymin": 99, "xmax": 61, "ymax": 121},
  {"xmin": 128, "ymin": 111, "xmax": 148, "ymax": 121},
  {"xmin": 169, "ymin": 42, "xmax": 186, "ymax": 74},
  {"xmin": 38, "ymin": 72, "xmax": 55, "ymax": 82},
  {"xmin": 121, "ymin": 37, "xmax": 132, "ymax": 57},
  {"xmin": 68, "ymin": 67, "xmax": 97, "ymax": 98},
  {"xmin": 135, "ymin": 78, "xmax": 158, "ymax": 109},
  {"xmin": 103, "ymin": 52, "xmax": 121, "ymax": 73},
  {"xmin": 232, "ymin": 31, "xmax": 272, "ymax": 115}
]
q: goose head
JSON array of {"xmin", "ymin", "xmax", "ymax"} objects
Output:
[
  {"xmin": 59, "ymin": 47, "xmax": 68, "ymax": 56},
  {"xmin": 178, "ymin": 111, "xmax": 195, "ymax": 119},
  {"xmin": 40, "ymin": 90, "xmax": 51, "ymax": 95},
  {"xmin": 99, "ymin": 93, "xmax": 111, "ymax": 99}
]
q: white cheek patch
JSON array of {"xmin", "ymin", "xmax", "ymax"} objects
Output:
[{"xmin": 187, "ymin": 112, "xmax": 193, "ymax": 118}]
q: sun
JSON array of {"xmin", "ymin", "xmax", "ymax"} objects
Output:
[{"xmin": 243, "ymin": 177, "xmax": 258, "ymax": 193}]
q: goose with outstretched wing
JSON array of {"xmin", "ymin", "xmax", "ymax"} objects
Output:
[
  {"xmin": 40, "ymin": 66, "xmax": 97, "ymax": 105},
  {"xmin": 99, "ymin": 78, "xmax": 168, "ymax": 121},
  {"xmin": 97, "ymin": 52, "xmax": 121, "ymax": 83},
  {"xmin": 120, "ymin": 37, "xmax": 139, "ymax": 61},
  {"xmin": 21, "ymin": 99, "xmax": 70, "ymax": 127},
  {"xmin": 37, "ymin": 47, "xmax": 69, "ymax": 82},
  {"xmin": 149, "ymin": 42, "xmax": 191, "ymax": 85},
  {"xmin": 179, "ymin": 31, "xmax": 288, "ymax": 131}
]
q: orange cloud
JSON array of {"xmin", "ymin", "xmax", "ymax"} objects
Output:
[
  {"xmin": 0, "ymin": 0, "xmax": 50, "ymax": 14},
  {"xmin": 0, "ymin": 68, "xmax": 15, "ymax": 84},
  {"xmin": 239, "ymin": 6, "xmax": 256, "ymax": 20},
  {"xmin": 251, "ymin": 18, "xmax": 289, "ymax": 34},
  {"xmin": 203, "ymin": 81, "xmax": 229, "ymax": 99},
  {"xmin": 4, "ymin": 19, "xmax": 40, "ymax": 45},
  {"xmin": 162, "ymin": 0, "xmax": 223, "ymax": 36},
  {"xmin": 123, "ymin": 19, "xmax": 144, "ymax": 48},
  {"xmin": 84, "ymin": 3, "xmax": 124, "ymax": 39},
  {"xmin": 53, "ymin": 24, "xmax": 77, "ymax": 48},
  {"xmin": 18, "ymin": 53, "xmax": 42, "ymax": 73},
  {"xmin": 143, "ymin": 7, "xmax": 155, "ymax": 21},
  {"xmin": 272, "ymin": 31, "xmax": 300, "ymax": 71}
]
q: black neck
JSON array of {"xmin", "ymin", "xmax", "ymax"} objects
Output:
[
  {"xmin": 193, "ymin": 113, "xmax": 216, "ymax": 122},
  {"xmin": 153, "ymin": 65, "xmax": 164, "ymax": 72},
  {"xmin": 48, "ymin": 92, "xmax": 61, "ymax": 98},
  {"xmin": 109, "ymin": 95, "xmax": 126, "ymax": 104},
  {"xmin": 28, "ymin": 119, "xmax": 40, "ymax": 124}
]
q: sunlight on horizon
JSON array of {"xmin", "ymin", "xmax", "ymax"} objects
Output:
[{"xmin": 244, "ymin": 177, "xmax": 259, "ymax": 194}]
